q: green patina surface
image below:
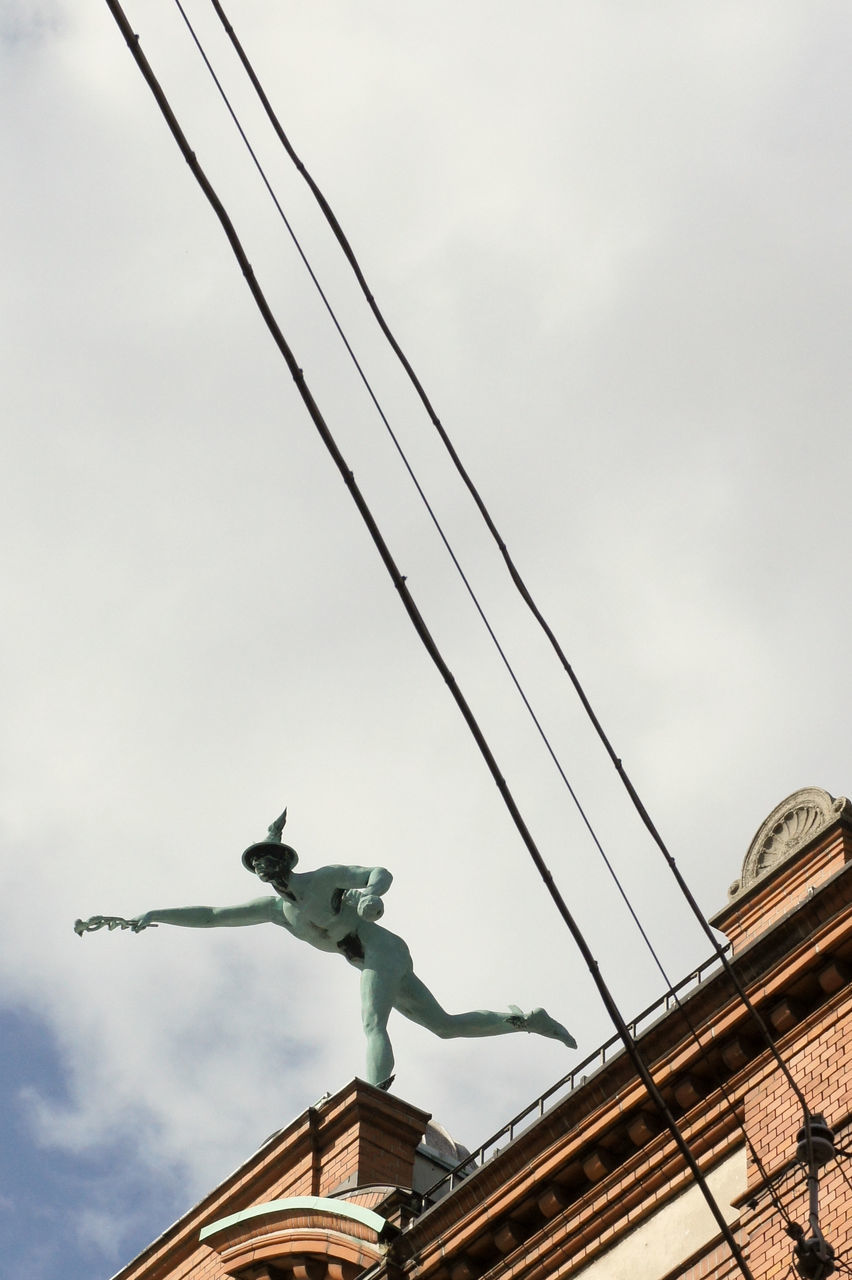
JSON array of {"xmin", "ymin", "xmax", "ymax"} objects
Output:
[
  {"xmin": 77, "ymin": 808, "xmax": 576, "ymax": 1085},
  {"xmin": 199, "ymin": 1195, "xmax": 388, "ymax": 1242}
]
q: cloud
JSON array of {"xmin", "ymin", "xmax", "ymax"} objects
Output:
[
  {"xmin": 3, "ymin": 2, "xmax": 852, "ymax": 1277},
  {"xmin": 0, "ymin": 1, "xmax": 65, "ymax": 47},
  {"xmin": 76, "ymin": 1209, "xmax": 127, "ymax": 1260}
]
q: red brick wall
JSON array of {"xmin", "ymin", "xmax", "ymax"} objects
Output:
[
  {"xmin": 669, "ymin": 1232, "xmax": 746, "ymax": 1280},
  {"xmin": 742, "ymin": 987, "xmax": 852, "ymax": 1280}
]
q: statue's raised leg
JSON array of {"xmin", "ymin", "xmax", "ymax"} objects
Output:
[{"xmin": 395, "ymin": 973, "xmax": 575, "ymax": 1048}]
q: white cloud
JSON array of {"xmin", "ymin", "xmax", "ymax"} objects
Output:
[
  {"xmin": 75, "ymin": 1209, "xmax": 127, "ymax": 1260},
  {"xmin": 2, "ymin": 2, "xmax": 852, "ymax": 1276}
]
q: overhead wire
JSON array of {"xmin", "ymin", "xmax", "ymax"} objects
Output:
[
  {"xmin": 99, "ymin": 5, "xmax": 756, "ymax": 1276},
  {"xmin": 203, "ymin": 0, "xmax": 818, "ymax": 1140},
  {"xmin": 165, "ymin": 1, "xmax": 802, "ymax": 1225},
  {"xmin": 167, "ymin": 0, "xmax": 629, "ymax": 915},
  {"xmin": 188, "ymin": 7, "xmax": 823, "ymax": 1226},
  {"xmin": 115, "ymin": 0, "xmax": 830, "ymax": 1257}
]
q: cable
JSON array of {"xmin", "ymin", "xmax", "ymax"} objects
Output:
[
  {"xmin": 167, "ymin": 8, "xmax": 803, "ymax": 1232},
  {"xmin": 205, "ymin": 0, "xmax": 818, "ymax": 1131},
  {"xmin": 112, "ymin": 3, "xmax": 825, "ymax": 1261},
  {"xmin": 166, "ymin": 0, "xmax": 752, "ymax": 1124},
  {"xmin": 747, "ymin": 1161, "xmax": 812, "ymax": 1235},
  {"xmin": 99, "ymin": 8, "xmax": 755, "ymax": 1277},
  {"xmin": 168, "ymin": 0, "xmax": 638, "ymax": 939},
  {"xmin": 184, "ymin": 13, "xmax": 825, "ymax": 1221}
]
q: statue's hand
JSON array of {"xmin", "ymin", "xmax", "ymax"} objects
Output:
[
  {"xmin": 129, "ymin": 911, "xmax": 156, "ymax": 932},
  {"xmin": 356, "ymin": 894, "xmax": 384, "ymax": 922},
  {"xmin": 340, "ymin": 888, "xmax": 384, "ymax": 921}
]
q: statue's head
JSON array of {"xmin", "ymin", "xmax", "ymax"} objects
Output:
[
  {"xmin": 241, "ymin": 841, "xmax": 299, "ymax": 877},
  {"xmin": 241, "ymin": 806, "xmax": 296, "ymax": 883}
]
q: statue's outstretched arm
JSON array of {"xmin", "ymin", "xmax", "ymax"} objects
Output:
[
  {"xmin": 75, "ymin": 897, "xmax": 278, "ymax": 936},
  {"xmin": 136, "ymin": 897, "xmax": 280, "ymax": 930}
]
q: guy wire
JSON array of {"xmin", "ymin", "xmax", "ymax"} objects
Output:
[
  {"xmin": 168, "ymin": 0, "xmax": 617, "ymax": 896},
  {"xmin": 100, "ymin": 6, "xmax": 755, "ymax": 1276},
  {"xmin": 166, "ymin": 5, "xmax": 808, "ymax": 1235},
  {"xmin": 205, "ymin": 0, "xmax": 815, "ymax": 1131},
  {"xmin": 169, "ymin": 4, "xmax": 799, "ymax": 1220},
  {"xmin": 168, "ymin": 0, "xmax": 702, "ymax": 1016}
]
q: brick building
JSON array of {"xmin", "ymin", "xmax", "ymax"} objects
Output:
[{"xmin": 113, "ymin": 786, "xmax": 852, "ymax": 1280}]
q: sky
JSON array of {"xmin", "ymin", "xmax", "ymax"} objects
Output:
[{"xmin": 2, "ymin": 2, "xmax": 851, "ymax": 1277}]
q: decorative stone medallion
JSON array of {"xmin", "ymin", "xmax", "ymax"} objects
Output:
[{"xmin": 728, "ymin": 787, "xmax": 852, "ymax": 899}]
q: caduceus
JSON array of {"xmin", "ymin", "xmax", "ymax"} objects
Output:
[{"xmin": 74, "ymin": 915, "xmax": 158, "ymax": 936}]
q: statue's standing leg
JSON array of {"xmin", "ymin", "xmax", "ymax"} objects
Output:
[{"xmin": 360, "ymin": 965, "xmax": 397, "ymax": 1086}]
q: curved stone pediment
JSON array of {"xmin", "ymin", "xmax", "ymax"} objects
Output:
[
  {"xmin": 200, "ymin": 1196, "xmax": 391, "ymax": 1279},
  {"xmin": 729, "ymin": 786, "xmax": 851, "ymax": 899}
]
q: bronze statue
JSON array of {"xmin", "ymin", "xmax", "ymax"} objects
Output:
[{"xmin": 76, "ymin": 810, "xmax": 576, "ymax": 1087}]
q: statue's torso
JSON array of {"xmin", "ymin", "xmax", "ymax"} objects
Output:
[{"xmin": 274, "ymin": 869, "xmax": 360, "ymax": 954}]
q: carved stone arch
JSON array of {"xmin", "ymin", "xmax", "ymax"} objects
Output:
[
  {"xmin": 729, "ymin": 787, "xmax": 851, "ymax": 898},
  {"xmin": 200, "ymin": 1197, "xmax": 389, "ymax": 1280}
]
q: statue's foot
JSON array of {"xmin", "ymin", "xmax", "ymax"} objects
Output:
[
  {"xmin": 509, "ymin": 1005, "xmax": 577, "ymax": 1049},
  {"xmin": 526, "ymin": 1007, "xmax": 577, "ymax": 1048},
  {"xmin": 376, "ymin": 1073, "xmax": 396, "ymax": 1092}
]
